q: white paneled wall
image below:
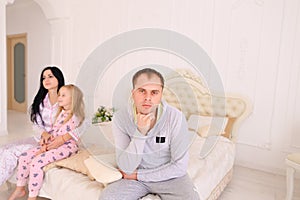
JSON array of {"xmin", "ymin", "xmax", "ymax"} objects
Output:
[
  {"xmin": 5, "ymin": 0, "xmax": 300, "ymax": 175},
  {"xmin": 6, "ymin": 0, "xmax": 51, "ymax": 104}
]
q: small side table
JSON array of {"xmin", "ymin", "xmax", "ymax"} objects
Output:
[{"xmin": 286, "ymin": 153, "xmax": 300, "ymax": 200}]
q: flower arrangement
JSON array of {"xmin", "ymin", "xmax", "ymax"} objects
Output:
[{"xmin": 92, "ymin": 106, "xmax": 114, "ymax": 124}]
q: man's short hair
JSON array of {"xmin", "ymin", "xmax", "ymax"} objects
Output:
[{"xmin": 132, "ymin": 68, "xmax": 165, "ymax": 89}]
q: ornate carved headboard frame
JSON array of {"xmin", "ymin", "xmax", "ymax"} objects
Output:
[{"xmin": 163, "ymin": 69, "xmax": 252, "ymax": 142}]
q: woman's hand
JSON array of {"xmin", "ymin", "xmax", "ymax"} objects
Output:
[
  {"xmin": 35, "ymin": 144, "xmax": 47, "ymax": 156},
  {"xmin": 40, "ymin": 131, "xmax": 51, "ymax": 146},
  {"xmin": 46, "ymin": 135, "xmax": 64, "ymax": 150}
]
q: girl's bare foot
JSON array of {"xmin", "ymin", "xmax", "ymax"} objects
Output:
[
  {"xmin": 27, "ymin": 197, "xmax": 37, "ymax": 200},
  {"xmin": 8, "ymin": 186, "xmax": 26, "ymax": 200}
]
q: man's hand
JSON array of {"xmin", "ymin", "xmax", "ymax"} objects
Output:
[
  {"xmin": 120, "ymin": 170, "xmax": 137, "ymax": 180},
  {"xmin": 137, "ymin": 113, "xmax": 155, "ymax": 135}
]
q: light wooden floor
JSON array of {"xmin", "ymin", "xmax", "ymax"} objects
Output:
[
  {"xmin": 219, "ymin": 166, "xmax": 300, "ymax": 200},
  {"xmin": 1, "ymin": 110, "xmax": 299, "ymax": 200}
]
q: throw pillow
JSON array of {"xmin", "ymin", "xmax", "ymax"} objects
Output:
[
  {"xmin": 84, "ymin": 154, "xmax": 122, "ymax": 186},
  {"xmin": 187, "ymin": 115, "xmax": 228, "ymax": 137},
  {"xmin": 43, "ymin": 149, "xmax": 95, "ymax": 180}
]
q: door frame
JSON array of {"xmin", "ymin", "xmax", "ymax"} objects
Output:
[{"xmin": 7, "ymin": 33, "xmax": 27, "ymax": 112}]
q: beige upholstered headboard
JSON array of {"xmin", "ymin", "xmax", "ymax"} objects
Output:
[{"xmin": 163, "ymin": 69, "xmax": 252, "ymax": 142}]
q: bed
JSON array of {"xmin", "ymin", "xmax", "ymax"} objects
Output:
[{"xmin": 34, "ymin": 69, "xmax": 251, "ymax": 200}]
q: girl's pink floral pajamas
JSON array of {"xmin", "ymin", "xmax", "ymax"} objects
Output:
[{"xmin": 16, "ymin": 110, "xmax": 80, "ymax": 197}]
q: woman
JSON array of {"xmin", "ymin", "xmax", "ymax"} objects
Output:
[
  {"xmin": 0, "ymin": 66, "xmax": 65, "ymax": 186},
  {"xmin": 30, "ymin": 66, "xmax": 65, "ymax": 144}
]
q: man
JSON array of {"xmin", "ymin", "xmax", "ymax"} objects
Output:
[{"xmin": 100, "ymin": 68, "xmax": 199, "ymax": 200}]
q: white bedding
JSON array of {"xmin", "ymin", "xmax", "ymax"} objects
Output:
[
  {"xmin": 39, "ymin": 134, "xmax": 235, "ymax": 200},
  {"xmin": 188, "ymin": 135, "xmax": 235, "ymax": 200}
]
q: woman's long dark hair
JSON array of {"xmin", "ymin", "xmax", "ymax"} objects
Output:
[{"xmin": 30, "ymin": 66, "xmax": 65, "ymax": 125}]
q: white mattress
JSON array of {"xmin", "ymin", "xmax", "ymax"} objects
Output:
[{"xmin": 39, "ymin": 135, "xmax": 235, "ymax": 200}]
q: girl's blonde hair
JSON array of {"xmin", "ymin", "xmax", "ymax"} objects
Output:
[{"xmin": 57, "ymin": 84, "xmax": 85, "ymax": 126}]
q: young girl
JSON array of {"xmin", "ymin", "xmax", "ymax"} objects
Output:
[{"xmin": 8, "ymin": 84, "xmax": 85, "ymax": 200}]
